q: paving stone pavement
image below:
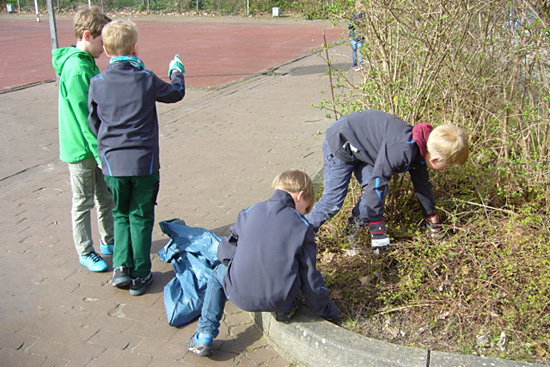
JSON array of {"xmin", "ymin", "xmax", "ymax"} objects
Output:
[{"xmin": 0, "ymin": 43, "xmax": 352, "ymax": 366}]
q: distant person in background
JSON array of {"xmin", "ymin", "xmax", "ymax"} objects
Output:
[
  {"xmin": 52, "ymin": 6, "xmax": 113, "ymax": 273},
  {"xmin": 349, "ymin": 1, "xmax": 365, "ymax": 71}
]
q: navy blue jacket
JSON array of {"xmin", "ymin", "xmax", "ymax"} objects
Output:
[
  {"xmin": 218, "ymin": 190, "xmax": 339, "ymax": 320},
  {"xmin": 88, "ymin": 62, "xmax": 185, "ymax": 176},
  {"xmin": 326, "ymin": 110, "xmax": 435, "ymax": 221}
]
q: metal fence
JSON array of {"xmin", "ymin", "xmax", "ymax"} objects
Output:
[
  {"xmin": 1, "ymin": 0, "xmax": 303, "ymax": 15},
  {"xmin": 2, "ymin": 0, "xmax": 343, "ymax": 17}
]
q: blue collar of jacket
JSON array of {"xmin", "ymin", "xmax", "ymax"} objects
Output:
[
  {"xmin": 270, "ymin": 189, "xmax": 296, "ymax": 209},
  {"xmin": 109, "ymin": 55, "xmax": 145, "ymax": 70}
]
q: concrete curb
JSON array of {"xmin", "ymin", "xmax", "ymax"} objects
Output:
[{"xmin": 251, "ymin": 309, "xmax": 549, "ymax": 367}]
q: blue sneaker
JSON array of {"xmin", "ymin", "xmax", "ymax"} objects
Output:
[
  {"xmin": 187, "ymin": 333, "xmax": 213, "ymax": 357},
  {"xmin": 100, "ymin": 242, "xmax": 114, "ymax": 255},
  {"xmin": 79, "ymin": 251, "xmax": 108, "ymax": 272}
]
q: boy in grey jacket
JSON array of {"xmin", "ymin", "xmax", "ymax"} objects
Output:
[
  {"xmin": 88, "ymin": 20, "xmax": 185, "ymax": 296},
  {"xmin": 306, "ymin": 110, "xmax": 469, "ymax": 253},
  {"xmin": 187, "ymin": 170, "xmax": 340, "ymax": 357}
]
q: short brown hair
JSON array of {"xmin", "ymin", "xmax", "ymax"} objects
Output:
[
  {"xmin": 73, "ymin": 6, "xmax": 111, "ymax": 40},
  {"xmin": 102, "ymin": 20, "xmax": 138, "ymax": 57},
  {"xmin": 272, "ymin": 170, "xmax": 315, "ymax": 209},
  {"xmin": 427, "ymin": 124, "xmax": 469, "ymax": 166}
]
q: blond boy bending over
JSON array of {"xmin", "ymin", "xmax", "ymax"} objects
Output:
[{"xmin": 306, "ymin": 110, "xmax": 469, "ymax": 254}]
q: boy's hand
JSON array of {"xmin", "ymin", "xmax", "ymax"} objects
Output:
[
  {"xmin": 168, "ymin": 54, "xmax": 185, "ymax": 77},
  {"xmin": 369, "ymin": 221, "xmax": 390, "ymax": 254}
]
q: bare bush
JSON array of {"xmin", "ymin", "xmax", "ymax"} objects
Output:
[{"xmin": 323, "ymin": 0, "xmax": 550, "ymax": 203}]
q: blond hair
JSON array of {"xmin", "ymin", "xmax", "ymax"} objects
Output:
[
  {"xmin": 73, "ymin": 6, "xmax": 111, "ymax": 40},
  {"xmin": 102, "ymin": 20, "xmax": 138, "ymax": 57},
  {"xmin": 427, "ymin": 124, "xmax": 469, "ymax": 166},
  {"xmin": 272, "ymin": 170, "xmax": 315, "ymax": 206}
]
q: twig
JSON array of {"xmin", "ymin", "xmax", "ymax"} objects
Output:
[
  {"xmin": 323, "ymin": 30, "xmax": 339, "ymax": 121},
  {"xmin": 376, "ymin": 302, "xmax": 440, "ymax": 316},
  {"xmin": 456, "ymin": 200, "xmax": 515, "ymax": 215}
]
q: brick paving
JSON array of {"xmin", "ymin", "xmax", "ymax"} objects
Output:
[{"xmin": 0, "ymin": 24, "xmax": 352, "ymax": 365}]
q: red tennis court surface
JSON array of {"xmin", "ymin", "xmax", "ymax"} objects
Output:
[{"xmin": 0, "ymin": 16, "xmax": 342, "ymax": 90}]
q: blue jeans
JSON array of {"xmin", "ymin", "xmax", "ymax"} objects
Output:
[
  {"xmin": 306, "ymin": 139, "xmax": 373, "ymax": 231},
  {"xmin": 350, "ymin": 39, "xmax": 364, "ymax": 67},
  {"xmin": 197, "ymin": 263, "xmax": 228, "ymax": 338}
]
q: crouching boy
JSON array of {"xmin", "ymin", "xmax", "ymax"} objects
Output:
[{"xmin": 188, "ymin": 170, "xmax": 340, "ymax": 357}]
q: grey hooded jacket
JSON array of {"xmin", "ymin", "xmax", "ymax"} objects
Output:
[{"xmin": 326, "ymin": 110, "xmax": 435, "ymax": 221}]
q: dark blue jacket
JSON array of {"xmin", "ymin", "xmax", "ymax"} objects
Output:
[
  {"xmin": 218, "ymin": 190, "xmax": 339, "ymax": 320},
  {"xmin": 326, "ymin": 110, "xmax": 435, "ymax": 221},
  {"xmin": 88, "ymin": 62, "xmax": 185, "ymax": 176}
]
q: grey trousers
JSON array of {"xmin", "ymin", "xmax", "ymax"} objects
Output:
[{"xmin": 68, "ymin": 157, "xmax": 114, "ymax": 255}]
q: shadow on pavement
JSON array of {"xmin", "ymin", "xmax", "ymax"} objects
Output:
[{"xmin": 288, "ymin": 62, "xmax": 350, "ymax": 76}]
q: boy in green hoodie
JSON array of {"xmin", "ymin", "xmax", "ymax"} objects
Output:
[{"xmin": 52, "ymin": 6, "xmax": 113, "ymax": 272}]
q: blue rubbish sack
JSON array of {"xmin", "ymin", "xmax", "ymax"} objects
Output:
[
  {"xmin": 158, "ymin": 218, "xmax": 220, "ymax": 265},
  {"xmin": 158, "ymin": 218, "xmax": 221, "ymax": 327}
]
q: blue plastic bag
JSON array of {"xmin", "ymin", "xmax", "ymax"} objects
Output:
[
  {"xmin": 158, "ymin": 219, "xmax": 220, "ymax": 265},
  {"xmin": 158, "ymin": 219, "xmax": 221, "ymax": 327}
]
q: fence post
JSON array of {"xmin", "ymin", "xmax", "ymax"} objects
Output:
[
  {"xmin": 47, "ymin": 0, "xmax": 59, "ymax": 82},
  {"xmin": 33, "ymin": 0, "xmax": 40, "ymax": 22}
]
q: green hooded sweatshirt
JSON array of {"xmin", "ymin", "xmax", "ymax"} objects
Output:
[{"xmin": 52, "ymin": 47, "xmax": 100, "ymax": 163}]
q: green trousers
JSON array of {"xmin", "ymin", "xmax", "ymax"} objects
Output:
[{"xmin": 104, "ymin": 172, "xmax": 159, "ymax": 278}]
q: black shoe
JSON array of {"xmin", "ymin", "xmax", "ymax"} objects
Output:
[
  {"xmin": 112, "ymin": 266, "xmax": 131, "ymax": 288},
  {"xmin": 274, "ymin": 297, "xmax": 302, "ymax": 323},
  {"xmin": 129, "ymin": 272, "xmax": 153, "ymax": 296}
]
